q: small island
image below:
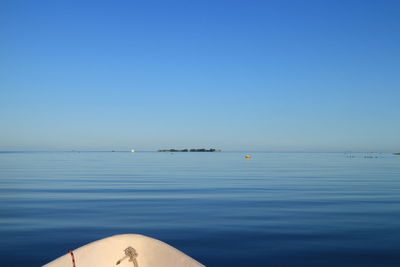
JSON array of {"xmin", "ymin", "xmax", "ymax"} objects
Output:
[
  {"xmin": 158, "ymin": 148, "xmax": 221, "ymax": 152},
  {"xmin": 394, "ymin": 152, "xmax": 400, "ymax": 155}
]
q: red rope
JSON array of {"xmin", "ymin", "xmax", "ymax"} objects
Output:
[{"xmin": 68, "ymin": 250, "xmax": 76, "ymax": 267}]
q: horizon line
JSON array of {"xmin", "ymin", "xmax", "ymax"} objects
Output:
[{"xmin": 0, "ymin": 150, "xmax": 397, "ymax": 153}]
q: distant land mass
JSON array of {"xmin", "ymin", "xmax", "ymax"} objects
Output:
[
  {"xmin": 158, "ymin": 148, "xmax": 221, "ymax": 152},
  {"xmin": 394, "ymin": 152, "xmax": 400, "ymax": 155}
]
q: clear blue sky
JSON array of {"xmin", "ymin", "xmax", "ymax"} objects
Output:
[{"xmin": 1, "ymin": 0, "xmax": 399, "ymax": 151}]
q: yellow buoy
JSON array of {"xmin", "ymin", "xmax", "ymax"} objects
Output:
[{"xmin": 245, "ymin": 155, "xmax": 251, "ymax": 159}]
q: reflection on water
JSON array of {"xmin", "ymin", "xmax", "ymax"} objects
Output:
[{"xmin": 0, "ymin": 152, "xmax": 399, "ymax": 266}]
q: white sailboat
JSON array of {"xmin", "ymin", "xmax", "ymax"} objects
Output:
[{"xmin": 43, "ymin": 234, "xmax": 204, "ymax": 267}]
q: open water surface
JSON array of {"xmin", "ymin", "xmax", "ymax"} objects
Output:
[{"xmin": 0, "ymin": 152, "xmax": 399, "ymax": 266}]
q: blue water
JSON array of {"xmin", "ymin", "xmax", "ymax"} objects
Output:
[{"xmin": 0, "ymin": 152, "xmax": 399, "ymax": 266}]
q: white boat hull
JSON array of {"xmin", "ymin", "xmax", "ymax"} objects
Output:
[{"xmin": 44, "ymin": 234, "xmax": 204, "ymax": 267}]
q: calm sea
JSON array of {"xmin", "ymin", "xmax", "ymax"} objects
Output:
[{"xmin": 0, "ymin": 152, "xmax": 399, "ymax": 266}]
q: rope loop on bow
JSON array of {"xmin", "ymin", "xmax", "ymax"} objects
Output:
[{"xmin": 116, "ymin": 246, "xmax": 138, "ymax": 267}]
